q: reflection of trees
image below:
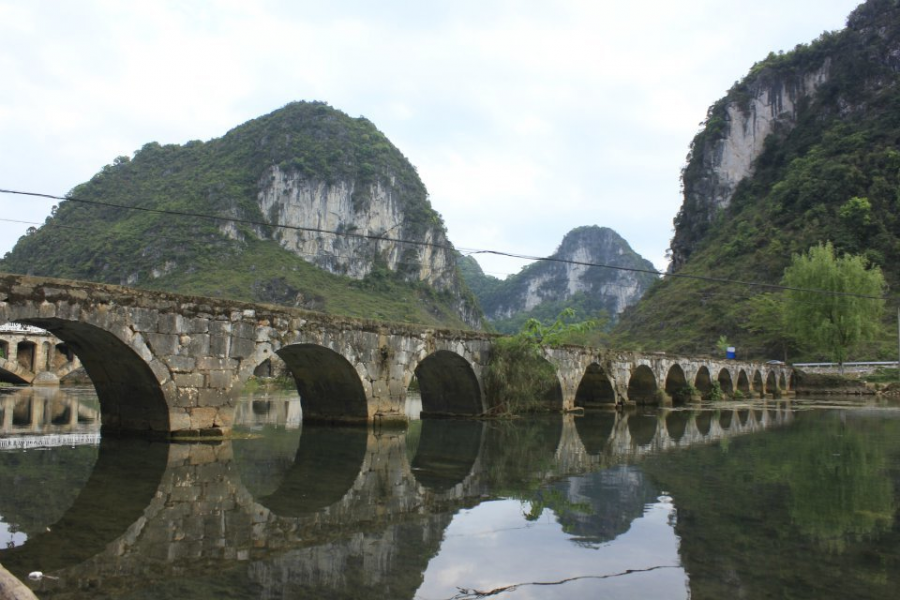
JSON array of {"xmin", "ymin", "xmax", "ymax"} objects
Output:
[
  {"xmin": 643, "ymin": 411, "xmax": 900, "ymax": 599},
  {"xmin": 782, "ymin": 416, "xmax": 894, "ymax": 552}
]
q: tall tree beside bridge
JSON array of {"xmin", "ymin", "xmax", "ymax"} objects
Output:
[{"xmin": 781, "ymin": 242, "xmax": 885, "ymax": 373}]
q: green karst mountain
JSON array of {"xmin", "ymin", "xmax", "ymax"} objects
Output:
[
  {"xmin": 615, "ymin": 0, "xmax": 900, "ymax": 359},
  {"xmin": 0, "ymin": 102, "xmax": 483, "ymax": 329},
  {"xmin": 460, "ymin": 226, "xmax": 658, "ymax": 334}
]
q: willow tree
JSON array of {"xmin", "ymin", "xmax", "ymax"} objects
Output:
[{"xmin": 781, "ymin": 242, "xmax": 885, "ymax": 372}]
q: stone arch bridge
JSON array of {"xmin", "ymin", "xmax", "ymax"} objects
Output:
[
  {"xmin": 0, "ymin": 321, "xmax": 82, "ymax": 385},
  {"xmin": 0, "ymin": 273, "xmax": 793, "ymax": 436}
]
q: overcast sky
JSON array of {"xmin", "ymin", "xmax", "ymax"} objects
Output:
[{"xmin": 0, "ymin": 0, "xmax": 861, "ymax": 278}]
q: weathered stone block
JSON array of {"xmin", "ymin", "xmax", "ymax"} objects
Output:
[
  {"xmin": 197, "ymin": 357, "xmax": 238, "ymax": 371},
  {"xmin": 159, "ymin": 313, "xmax": 184, "ymax": 335},
  {"xmin": 148, "ymin": 359, "xmax": 170, "ymax": 385},
  {"xmin": 198, "ymin": 388, "xmax": 232, "ymax": 407},
  {"xmin": 166, "ymin": 356, "xmax": 197, "ymax": 373},
  {"xmin": 147, "ymin": 333, "xmax": 179, "ymax": 356},
  {"xmin": 188, "ymin": 318, "xmax": 209, "ymax": 334},
  {"xmin": 175, "ymin": 387, "xmax": 199, "ymax": 408},
  {"xmin": 207, "ymin": 370, "xmax": 233, "ymax": 389},
  {"xmin": 210, "ymin": 321, "xmax": 232, "ymax": 335},
  {"xmin": 189, "ymin": 333, "xmax": 210, "ymax": 356},
  {"xmin": 229, "ymin": 335, "xmax": 255, "ymax": 359},
  {"xmin": 131, "ymin": 308, "xmax": 159, "ymax": 332},
  {"xmin": 168, "ymin": 409, "xmax": 192, "ymax": 431},
  {"xmin": 210, "ymin": 334, "xmax": 230, "ymax": 358},
  {"xmin": 174, "ymin": 373, "xmax": 204, "ymax": 388},
  {"xmin": 189, "ymin": 407, "xmax": 218, "ymax": 429}
]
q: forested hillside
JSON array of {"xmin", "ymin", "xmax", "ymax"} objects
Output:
[
  {"xmin": 615, "ymin": 0, "xmax": 900, "ymax": 359},
  {"xmin": 0, "ymin": 102, "xmax": 482, "ymax": 329}
]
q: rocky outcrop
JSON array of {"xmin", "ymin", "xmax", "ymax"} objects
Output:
[
  {"xmin": 466, "ymin": 226, "xmax": 658, "ymax": 326},
  {"xmin": 670, "ymin": 62, "xmax": 831, "ymax": 271},
  {"xmin": 258, "ymin": 165, "xmax": 456, "ymax": 291}
]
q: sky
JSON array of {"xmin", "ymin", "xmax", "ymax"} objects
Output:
[{"xmin": 0, "ymin": 0, "xmax": 863, "ymax": 278}]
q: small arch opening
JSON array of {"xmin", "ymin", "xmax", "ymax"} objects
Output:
[
  {"xmin": 736, "ymin": 370, "xmax": 751, "ymax": 397},
  {"xmin": 694, "ymin": 366, "xmax": 712, "ymax": 399},
  {"xmin": 766, "ymin": 371, "xmax": 779, "ymax": 398},
  {"xmin": 414, "ymin": 351, "xmax": 482, "ymax": 418},
  {"xmin": 627, "ymin": 365, "xmax": 659, "ymax": 405},
  {"xmin": 664, "ymin": 365, "xmax": 691, "ymax": 405},
  {"xmin": 717, "ymin": 369, "xmax": 734, "ymax": 397},
  {"xmin": 575, "ymin": 363, "xmax": 617, "ymax": 408},
  {"xmin": 276, "ymin": 344, "xmax": 368, "ymax": 423},
  {"xmin": 752, "ymin": 370, "xmax": 764, "ymax": 398}
]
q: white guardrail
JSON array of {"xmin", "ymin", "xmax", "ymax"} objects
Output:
[
  {"xmin": 793, "ymin": 361, "xmax": 899, "ymax": 368},
  {"xmin": 0, "ymin": 433, "xmax": 101, "ymax": 451}
]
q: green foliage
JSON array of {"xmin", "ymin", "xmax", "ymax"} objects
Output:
[
  {"xmin": 484, "ymin": 309, "xmax": 598, "ymax": 416},
  {"xmin": 742, "ymin": 292, "xmax": 798, "ymax": 361},
  {"xmin": 708, "ymin": 380, "xmax": 723, "ymax": 401},
  {"xmin": 781, "ymin": 242, "xmax": 885, "ymax": 368},
  {"xmin": 715, "ymin": 335, "xmax": 731, "ymax": 355},
  {"xmin": 519, "ymin": 308, "xmax": 598, "ymax": 347}
]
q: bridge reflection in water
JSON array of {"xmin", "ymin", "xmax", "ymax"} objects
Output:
[{"xmin": 0, "ymin": 391, "xmax": 795, "ymax": 599}]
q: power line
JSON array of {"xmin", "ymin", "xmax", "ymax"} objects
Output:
[{"xmin": 1, "ymin": 187, "xmax": 895, "ymax": 302}]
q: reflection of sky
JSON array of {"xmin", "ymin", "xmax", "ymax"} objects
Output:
[
  {"xmin": 416, "ymin": 496, "xmax": 687, "ymax": 600},
  {"xmin": 0, "ymin": 519, "xmax": 27, "ymax": 548}
]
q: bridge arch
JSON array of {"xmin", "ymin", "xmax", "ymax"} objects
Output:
[
  {"xmin": 736, "ymin": 369, "xmax": 751, "ymax": 397},
  {"xmin": 277, "ymin": 343, "xmax": 369, "ymax": 423},
  {"xmin": 752, "ymin": 370, "xmax": 764, "ymax": 398},
  {"xmin": 2, "ymin": 317, "xmax": 170, "ymax": 433},
  {"xmin": 574, "ymin": 363, "xmax": 617, "ymax": 408},
  {"xmin": 412, "ymin": 350, "xmax": 483, "ymax": 417},
  {"xmin": 766, "ymin": 371, "xmax": 778, "ymax": 397},
  {"xmin": 627, "ymin": 364, "xmax": 659, "ymax": 405},
  {"xmin": 664, "ymin": 364, "xmax": 690, "ymax": 405},
  {"xmin": 694, "ymin": 366, "xmax": 712, "ymax": 399},
  {"xmin": 717, "ymin": 368, "xmax": 734, "ymax": 397}
]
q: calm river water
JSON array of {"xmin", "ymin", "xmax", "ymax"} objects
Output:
[{"xmin": 1, "ymin": 387, "xmax": 899, "ymax": 599}]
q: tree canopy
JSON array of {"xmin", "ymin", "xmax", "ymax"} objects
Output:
[{"xmin": 781, "ymin": 242, "xmax": 885, "ymax": 368}]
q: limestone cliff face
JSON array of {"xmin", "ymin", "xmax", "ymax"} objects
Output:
[
  {"xmin": 464, "ymin": 226, "xmax": 658, "ymax": 327},
  {"xmin": 258, "ymin": 165, "xmax": 455, "ymax": 290},
  {"xmin": 670, "ymin": 62, "xmax": 831, "ymax": 271}
]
